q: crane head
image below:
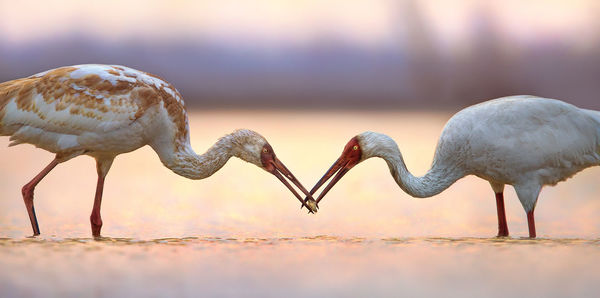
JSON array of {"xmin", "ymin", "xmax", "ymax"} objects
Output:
[
  {"xmin": 231, "ymin": 129, "xmax": 317, "ymax": 213},
  {"xmin": 302, "ymin": 131, "xmax": 399, "ymax": 208},
  {"xmin": 258, "ymin": 142, "xmax": 319, "ymax": 213}
]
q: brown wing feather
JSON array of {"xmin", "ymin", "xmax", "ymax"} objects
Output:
[{"xmin": 0, "ymin": 65, "xmax": 188, "ymax": 142}]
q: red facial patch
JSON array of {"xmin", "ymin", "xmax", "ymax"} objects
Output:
[
  {"xmin": 341, "ymin": 137, "xmax": 362, "ymax": 167},
  {"xmin": 260, "ymin": 143, "xmax": 276, "ymax": 171}
]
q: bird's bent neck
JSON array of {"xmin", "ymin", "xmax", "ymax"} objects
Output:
[
  {"xmin": 373, "ymin": 141, "xmax": 465, "ymax": 198},
  {"xmin": 162, "ymin": 133, "xmax": 237, "ymax": 180}
]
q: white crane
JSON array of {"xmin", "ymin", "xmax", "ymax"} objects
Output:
[
  {"xmin": 0, "ymin": 64, "xmax": 318, "ymax": 237},
  {"xmin": 306, "ymin": 96, "xmax": 600, "ymax": 238}
]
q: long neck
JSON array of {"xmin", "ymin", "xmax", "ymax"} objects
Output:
[
  {"xmin": 160, "ymin": 134, "xmax": 236, "ymax": 180},
  {"xmin": 381, "ymin": 150, "xmax": 465, "ymax": 198}
]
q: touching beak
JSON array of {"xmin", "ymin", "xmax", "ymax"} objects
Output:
[
  {"xmin": 305, "ymin": 155, "xmax": 356, "ymax": 207},
  {"xmin": 268, "ymin": 157, "xmax": 319, "ymax": 213}
]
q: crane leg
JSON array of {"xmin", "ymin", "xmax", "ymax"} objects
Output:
[
  {"xmin": 21, "ymin": 158, "xmax": 60, "ymax": 236},
  {"xmin": 527, "ymin": 209, "xmax": 536, "ymax": 238},
  {"xmin": 514, "ymin": 183, "xmax": 540, "ymax": 239},
  {"xmin": 495, "ymin": 192, "xmax": 509, "ymax": 237},
  {"xmin": 90, "ymin": 175, "xmax": 105, "ymax": 237},
  {"xmin": 90, "ymin": 158, "xmax": 113, "ymax": 237}
]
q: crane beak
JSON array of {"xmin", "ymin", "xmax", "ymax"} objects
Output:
[
  {"xmin": 304, "ymin": 155, "xmax": 357, "ymax": 207},
  {"xmin": 302, "ymin": 136, "xmax": 362, "ymax": 209},
  {"xmin": 267, "ymin": 157, "xmax": 319, "ymax": 213}
]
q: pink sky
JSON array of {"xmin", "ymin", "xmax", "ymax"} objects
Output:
[{"xmin": 0, "ymin": 0, "xmax": 597, "ymax": 49}]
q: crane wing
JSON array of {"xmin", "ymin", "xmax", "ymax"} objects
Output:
[
  {"xmin": 439, "ymin": 96, "xmax": 600, "ymax": 184},
  {"xmin": 0, "ymin": 65, "xmax": 186, "ymax": 153}
]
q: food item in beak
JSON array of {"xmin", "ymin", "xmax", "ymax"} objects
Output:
[{"xmin": 305, "ymin": 199, "xmax": 319, "ymax": 213}]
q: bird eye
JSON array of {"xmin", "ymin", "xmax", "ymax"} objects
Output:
[
  {"xmin": 353, "ymin": 145, "xmax": 358, "ymax": 151},
  {"xmin": 263, "ymin": 148, "xmax": 268, "ymax": 153}
]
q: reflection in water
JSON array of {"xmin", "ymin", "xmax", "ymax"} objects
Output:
[
  {"xmin": 1, "ymin": 236, "xmax": 599, "ymax": 297},
  {"xmin": 1, "ymin": 111, "xmax": 600, "ymax": 296},
  {"xmin": 1, "ymin": 236, "xmax": 599, "ymax": 246}
]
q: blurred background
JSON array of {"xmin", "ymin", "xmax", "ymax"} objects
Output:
[
  {"xmin": 2, "ymin": 0, "xmax": 600, "ymax": 239},
  {"xmin": 3, "ymin": 3, "xmax": 600, "ymax": 296},
  {"xmin": 1, "ymin": 0, "xmax": 599, "ymax": 110}
]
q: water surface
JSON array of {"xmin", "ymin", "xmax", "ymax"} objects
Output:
[{"xmin": 1, "ymin": 236, "xmax": 599, "ymax": 297}]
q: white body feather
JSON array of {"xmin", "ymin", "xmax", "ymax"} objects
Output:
[{"xmin": 442, "ymin": 96, "xmax": 600, "ymax": 186}]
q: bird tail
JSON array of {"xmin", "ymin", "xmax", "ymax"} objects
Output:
[
  {"xmin": 583, "ymin": 109, "xmax": 600, "ymax": 154},
  {"xmin": 0, "ymin": 79, "xmax": 20, "ymax": 135},
  {"xmin": 583, "ymin": 109, "xmax": 600, "ymax": 125}
]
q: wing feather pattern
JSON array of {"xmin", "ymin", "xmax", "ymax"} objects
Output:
[{"xmin": 0, "ymin": 65, "xmax": 186, "ymax": 154}]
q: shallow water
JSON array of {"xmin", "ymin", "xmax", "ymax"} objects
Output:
[
  {"xmin": 1, "ymin": 111, "xmax": 600, "ymax": 296},
  {"xmin": 1, "ymin": 236, "xmax": 599, "ymax": 297}
]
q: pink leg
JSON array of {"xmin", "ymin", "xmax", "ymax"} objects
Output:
[
  {"xmin": 527, "ymin": 209, "xmax": 536, "ymax": 238},
  {"xmin": 90, "ymin": 174, "xmax": 105, "ymax": 237},
  {"xmin": 90, "ymin": 158, "xmax": 113, "ymax": 237},
  {"xmin": 22, "ymin": 158, "xmax": 59, "ymax": 236},
  {"xmin": 495, "ymin": 192, "xmax": 509, "ymax": 237}
]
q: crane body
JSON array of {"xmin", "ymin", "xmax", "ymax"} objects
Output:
[
  {"xmin": 308, "ymin": 96, "xmax": 600, "ymax": 238},
  {"xmin": 1, "ymin": 64, "xmax": 318, "ymax": 237}
]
